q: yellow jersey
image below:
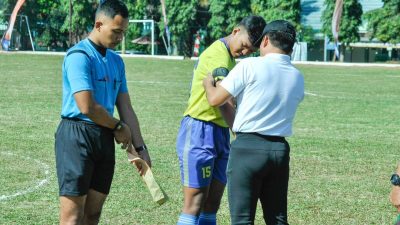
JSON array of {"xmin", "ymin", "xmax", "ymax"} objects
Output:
[{"xmin": 183, "ymin": 40, "xmax": 236, "ymax": 127}]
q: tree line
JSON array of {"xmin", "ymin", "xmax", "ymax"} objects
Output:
[{"xmin": 0, "ymin": 0, "xmax": 398, "ymax": 57}]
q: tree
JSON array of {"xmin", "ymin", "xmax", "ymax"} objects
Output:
[
  {"xmin": 251, "ymin": 0, "xmax": 315, "ymax": 45},
  {"xmin": 60, "ymin": 0, "xmax": 98, "ymax": 45},
  {"xmin": 251, "ymin": 0, "xmax": 300, "ymax": 27},
  {"xmin": 321, "ymin": 0, "xmax": 363, "ymax": 61},
  {"xmin": 27, "ymin": 0, "xmax": 68, "ymax": 50},
  {"xmin": 0, "ymin": 1, "xmax": 9, "ymax": 22},
  {"xmin": 164, "ymin": 0, "xmax": 198, "ymax": 57},
  {"xmin": 208, "ymin": 0, "xmax": 251, "ymax": 40},
  {"xmin": 364, "ymin": 0, "xmax": 400, "ymax": 44}
]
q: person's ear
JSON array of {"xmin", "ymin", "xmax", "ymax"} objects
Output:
[
  {"xmin": 231, "ymin": 27, "xmax": 240, "ymax": 36},
  {"xmin": 95, "ymin": 21, "xmax": 103, "ymax": 31},
  {"xmin": 261, "ymin": 35, "xmax": 268, "ymax": 48}
]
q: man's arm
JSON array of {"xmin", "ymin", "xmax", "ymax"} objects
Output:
[
  {"xmin": 390, "ymin": 162, "xmax": 400, "ymax": 212},
  {"xmin": 74, "ymin": 90, "xmax": 132, "ymax": 148},
  {"xmin": 203, "ymin": 74, "xmax": 233, "ymax": 107},
  {"xmin": 219, "ymin": 99, "xmax": 235, "ymax": 130},
  {"xmin": 116, "ymin": 93, "xmax": 151, "ymax": 167}
]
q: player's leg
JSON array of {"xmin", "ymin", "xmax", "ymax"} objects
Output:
[
  {"xmin": 176, "ymin": 117, "xmax": 216, "ymax": 224},
  {"xmin": 260, "ymin": 141, "xmax": 290, "ymax": 225},
  {"xmin": 59, "ymin": 196, "xmax": 86, "ymax": 225},
  {"xmin": 199, "ymin": 126, "xmax": 230, "ymax": 225},
  {"xmin": 55, "ymin": 119, "xmax": 96, "ymax": 224},
  {"xmin": 83, "ymin": 126, "xmax": 115, "ymax": 224},
  {"xmin": 83, "ymin": 189, "xmax": 108, "ymax": 225},
  {"xmin": 182, "ymin": 186, "xmax": 210, "ymax": 215},
  {"xmin": 199, "ymin": 179, "xmax": 224, "ymax": 225}
]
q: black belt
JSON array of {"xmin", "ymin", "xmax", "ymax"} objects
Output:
[{"xmin": 236, "ymin": 132, "xmax": 286, "ymax": 142}]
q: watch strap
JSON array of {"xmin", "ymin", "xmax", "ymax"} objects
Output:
[
  {"xmin": 112, "ymin": 120, "xmax": 123, "ymax": 132},
  {"xmin": 391, "ymin": 174, "xmax": 400, "ymax": 186},
  {"xmin": 135, "ymin": 144, "xmax": 147, "ymax": 152}
]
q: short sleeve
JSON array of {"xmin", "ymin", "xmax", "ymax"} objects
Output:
[
  {"xmin": 119, "ymin": 60, "xmax": 128, "ymax": 94},
  {"xmin": 220, "ymin": 59, "xmax": 251, "ymax": 97},
  {"xmin": 65, "ymin": 53, "xmax": 93, "ymax": 94}
]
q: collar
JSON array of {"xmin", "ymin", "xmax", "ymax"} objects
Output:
[
  {"xmin": 263, "ymin": 53, "xmax": 291, "ymax": 62},
  {"xmin": 219, "ymin": 38, "xmax": 234, "ymax": 60},
  {"xmin": 88, "ymin": 38, "xmax": 107, "ymax": 57}
]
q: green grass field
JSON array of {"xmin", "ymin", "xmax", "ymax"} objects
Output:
[{"xmin": 0, "ymin": 53, "xmax": 399, "ymax": 224}]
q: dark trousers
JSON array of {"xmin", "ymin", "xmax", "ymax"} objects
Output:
[{"xmin": 227, "ymin": 133, "xmax": 290, "ymax": 225}]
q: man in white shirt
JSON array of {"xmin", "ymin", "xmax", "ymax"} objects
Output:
[{"xmin": 203, "ymin": 20, "xmax": 304, "ymax": 225}]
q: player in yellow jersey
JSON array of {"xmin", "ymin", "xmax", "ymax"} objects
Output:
[{"xmin": 176, "ymin": 15, "xmax": 266, "ymax": 225}]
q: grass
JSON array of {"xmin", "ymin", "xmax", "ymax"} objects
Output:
[{"xmin": 0, "ymin": 53, "xmax": 399, "ymax": 224}]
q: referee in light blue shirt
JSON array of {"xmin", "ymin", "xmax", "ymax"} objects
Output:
[
  {"xmin": 55, "ymin": 1, "xmax": 151, "ymax": 224},
  {"xmin": 203, "ymin": 20, "xmax": 304, "ymax": 225}
]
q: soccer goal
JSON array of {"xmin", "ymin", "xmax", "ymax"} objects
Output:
[{"xmin": 124, "ymin": 19, "xmax": 155, "ymax": 55}]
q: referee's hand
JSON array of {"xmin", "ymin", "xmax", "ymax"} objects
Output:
[
  {"xmin": 139, "ymin": 148, "xmax": 152, "ymax": 168},
  {"xmin": 113, "ymin": 122, "xmax": 132, "ymax": 149}
]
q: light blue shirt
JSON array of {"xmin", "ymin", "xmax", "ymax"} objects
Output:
[
  {"xmin": 220, "ymin": 53, "xmax": 304, "ymax": 137},
  {"xmin": 61, "ymin": 39, "xmax": 128, "ymax": 122}
]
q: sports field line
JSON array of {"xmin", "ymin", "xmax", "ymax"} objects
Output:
[
  {"xmin": 5, "ymin": 51, "xmax": 400, "ymax": 68},
  {"xmin": 128, "ymin": 81, "xmax": 325, "ymax": 98},
  {"xmin": 0, "ymin": 152, "xmax": 50, "ymax": 202},
  {"xmin": 128, "ymin": 81, "xmax": 326, "ymax": 98},
  {"xmin": 308, "ymin": 73, "xmax": 400, "ymax": 78},
  {"xmin": 305, "ymin": 91, "xmax": 318, "ymax": 96}
]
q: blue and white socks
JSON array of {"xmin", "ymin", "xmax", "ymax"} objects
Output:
[{"xmin": 177, "ymin": 213, "xmax": 199, "ymax": 225}]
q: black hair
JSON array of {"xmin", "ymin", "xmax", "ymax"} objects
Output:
[
  {"xmin": 96, "ymin": 0, "xmax": 129, "ymax": 19},
  {"xmin": 266, "ymin": 31, "xmax": 296, "ymax": 54},
  {"xmin": 238, "ymin": 15, "xmax": 266, "ymax": 48}
]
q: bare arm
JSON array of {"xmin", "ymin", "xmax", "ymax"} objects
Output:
[
  {"xmin": 74, "ymin": 91, "xmax": 119, "ymax": 128},
  {"xmin": 74, "ymin": 90, "xmax": 132, "ymax": 148},
  {"xmin": 116, "ymin": 93, "xmax": 151, "ymax": 167},
  {"xmin": 203, "ymin": 74, "xmax": 232, "ymax": 107},
  {"xmin": 218, "ymin": 96, "xmax": 235, "ymax": 130}
]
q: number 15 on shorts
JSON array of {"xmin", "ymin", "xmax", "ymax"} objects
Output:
[{"xmin": 202, "ymin": 166, "xmax": 211, "ymax": 178}]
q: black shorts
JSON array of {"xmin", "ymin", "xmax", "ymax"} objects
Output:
[{"xmin": 55, "ymin": 118, "xmax": 115, "ymax": 196}]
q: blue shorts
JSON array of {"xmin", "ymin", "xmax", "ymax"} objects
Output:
[{"xmin": 176, "ymin": 116, "xmax": 230, "ymax": 188}]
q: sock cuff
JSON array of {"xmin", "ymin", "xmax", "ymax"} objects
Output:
[
  {"xmin": 177, "ymin": 213, "xmax": 198, "ymax": 225},
  {"xmin": 199, "ymin": 212, "xmax": 216, "ymax": 220}
]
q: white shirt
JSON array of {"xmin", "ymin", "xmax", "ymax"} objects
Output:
[{"xmin": 220, "ymin": 53, "xmax": 304, "ymax": 137}]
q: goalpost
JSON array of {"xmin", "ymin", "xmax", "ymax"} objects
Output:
[{"xmin": 127, "ymin": 19, "xmax": 155, "ymax": 55}]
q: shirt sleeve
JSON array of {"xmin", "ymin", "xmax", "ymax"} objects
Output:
[
  {"xmin": 119, "ymin": 60, "xmax": 128, "ymax": 94},
  {"xmin": 220, "ymin": 59, "xmax": 251, "ymax": 97},
  {"xmin": 64, "ymin": 53, "xmax": 93, "ymax": 94},
  {"xmin": 200, "ymin": 44, "xmax": 232, "ymax": 79}
]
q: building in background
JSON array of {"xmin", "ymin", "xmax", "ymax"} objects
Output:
[{"xmin": 301, "ymin": 0, "xmax": 398, "ymax": 62}]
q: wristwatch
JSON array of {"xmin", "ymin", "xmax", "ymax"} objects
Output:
[
  {"xmin": 135, "ymin": 144, "xmax": 147, "ymax": 153},
  {"xmin": 390, "ymin": 174, "xmax": 400, "ymax": 186},
  {"xmin": 112, "ymin": 121, "xmax": 123, "ymax": 132}
]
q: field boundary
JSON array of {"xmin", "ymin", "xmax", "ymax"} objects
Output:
[
  {"xmin": 0, "ymin": 151, "xmax": 50, "ymax": 202},
  {"xmin": 2, "ymin": 51, "xmax": 400, "ymax": 68}
]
